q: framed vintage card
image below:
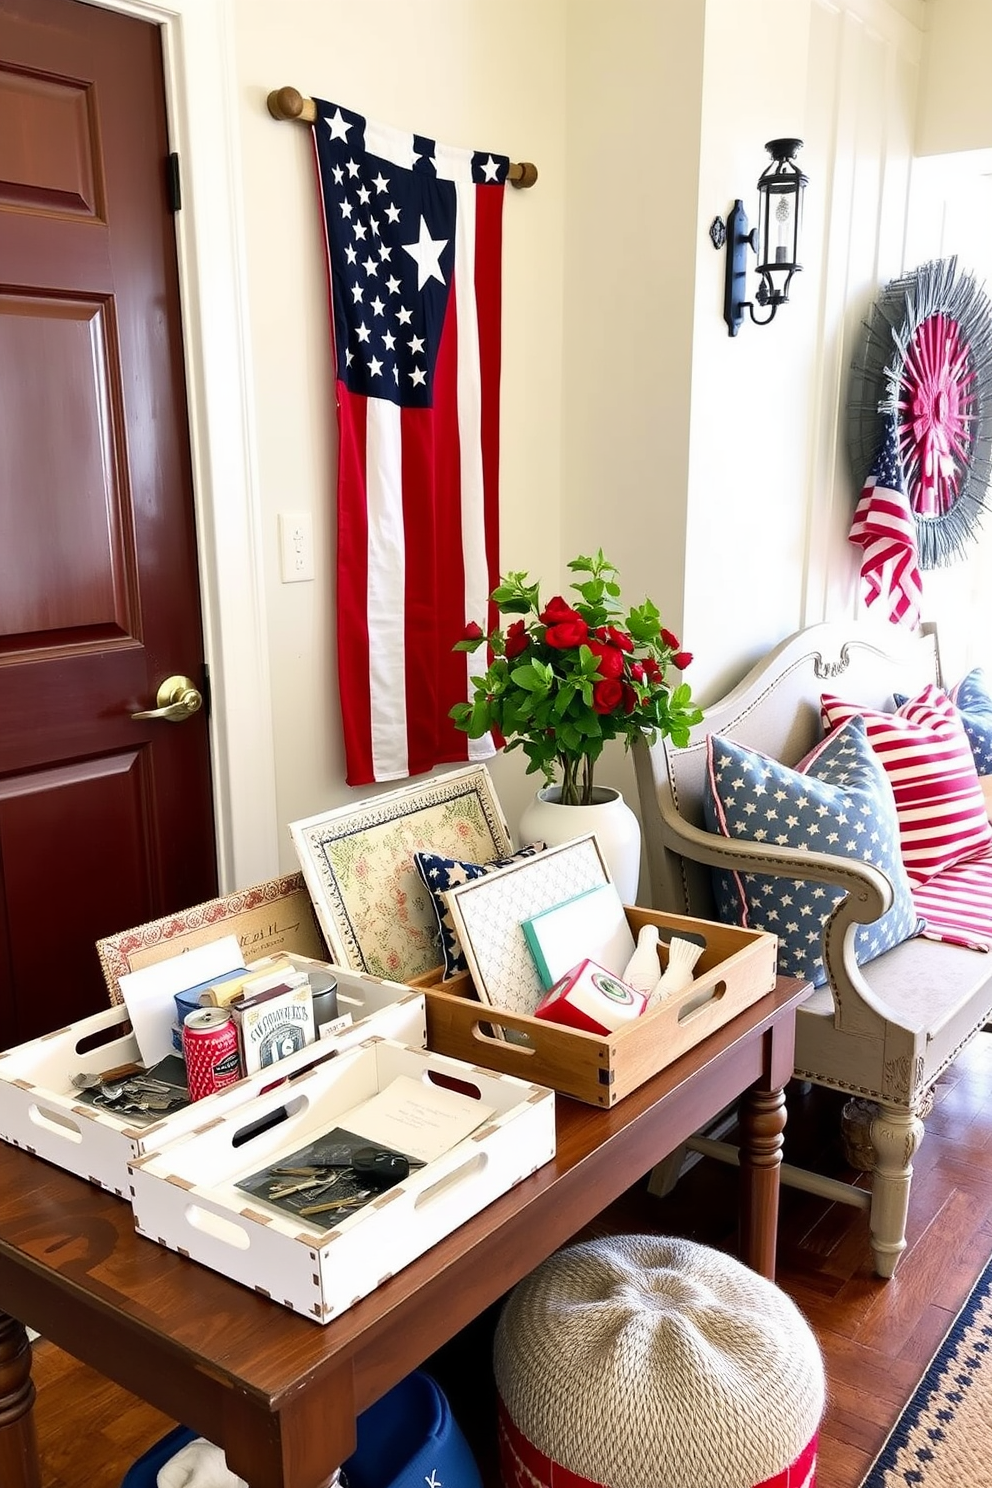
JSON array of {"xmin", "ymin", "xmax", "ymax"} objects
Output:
[
  {"xmin": 96, "ymin": 873, "xmax": 327, "ymax": 1006},
  {"xmin": 289, "ymin": 764, "xmax": 513, "ymax": 980},
  {"xmin": 444, "ymin": 835, "xmax": 611, "ymax": 1016}
]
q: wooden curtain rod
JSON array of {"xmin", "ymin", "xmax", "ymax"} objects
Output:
[{"xmin": 266, "ymin": 86, "xmax": 538, "ymax": 188}]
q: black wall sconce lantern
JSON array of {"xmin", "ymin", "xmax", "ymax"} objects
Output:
[{"xmin": 711, "ymin": 139, "xmax": 808, "ymax": 337}]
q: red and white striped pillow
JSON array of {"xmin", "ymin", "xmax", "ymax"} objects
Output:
[{"xmin": 821, "ymin": 684, "xmax": 992, "ymax": 885}]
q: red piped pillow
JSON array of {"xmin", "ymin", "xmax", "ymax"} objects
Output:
[{"xmin": 821, "ymin": 684, "xmax": 992, "ymax": 885}]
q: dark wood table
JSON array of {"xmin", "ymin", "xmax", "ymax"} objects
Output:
[{"xmin": 0, "ymin": 978, "xmax": 806, "ymax": 1488}]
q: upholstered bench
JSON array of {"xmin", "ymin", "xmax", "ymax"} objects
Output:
[{"xmin": 633, "ymin": 621, "xmax": 992, "ymax": 1278}]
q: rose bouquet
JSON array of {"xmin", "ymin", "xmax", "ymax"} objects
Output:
[{"xmin": 451, "ymin": 550, "xmax": 701, "ymax": 806}]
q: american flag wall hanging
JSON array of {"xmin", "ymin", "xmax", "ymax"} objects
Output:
[{"xmin": 309, "ymin": 98, "xmax": 512, "ymax": 786}]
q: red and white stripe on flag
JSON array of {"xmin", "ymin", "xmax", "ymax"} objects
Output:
[
  {"xmin": 848, "ymin": 411, "xmax": 923, "ymax": 629},
  {"xmin": 312, "ymin": 101, "xmax": 504, "ymax": 784}
]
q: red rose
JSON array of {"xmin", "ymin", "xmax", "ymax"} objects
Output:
[
  {"xmin": 540, "ymin": 595, "xmax": 584, "ymax": 626},
  {"xmin": 596, "ymin": 625, "xmax": 635, "ymax": 653},
  {"xmin": 673, "ymin": 650, "xmax": 693, "ymax": 670},
  {"xmin": 642, "ymin": 656, "xmax": 663, "ymax": 683},
  {"xmin": 660, "ymin": 627, "xmax": 681, "ymax": 650},
  {"xmin": 592, "ymin": 678, "xmax": 623, "ymax": 713},
  {"xmin": 504, "ymin": 619, "xmax": 530, "ymax": 658},
  {"xmin": 462, "ymin": 621, "xmax": 484, "ymax": 641},
  {"xmin": 587, "ymin": 640, "xmax": 624, "ymax": 678},
  {"xmin": 630, "ymin": 661, "xmax": 645, "ymax": 682},
  {"xmin": 597, "ymin": 624, "xmax": 636, "ymax": 654},
  {"xmin": 545, "ymin": 620, "xmax": 589, "ymax": 648},
  {"xmin": 622, "ymin": 683, "xmax": 637, "ymax": 713}
]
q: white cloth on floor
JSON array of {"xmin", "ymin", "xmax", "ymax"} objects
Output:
[{"xmin": 157, "ymin": 1438, "xmax": 247, "ymax": 1488}]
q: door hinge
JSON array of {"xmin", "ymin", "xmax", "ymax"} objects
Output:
[{"xmin": 167, "ymin": 152, "xmax": 181, "ymax": 213}]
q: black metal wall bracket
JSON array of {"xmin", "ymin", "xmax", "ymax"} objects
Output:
[{"xmin": 721, "ymin": 199, "xmax": 758, "ymax": 337}]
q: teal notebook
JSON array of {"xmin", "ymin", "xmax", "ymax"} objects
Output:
[{"xmin": 521, "ymin": 883, "xmax": 636, "ymax": 989}]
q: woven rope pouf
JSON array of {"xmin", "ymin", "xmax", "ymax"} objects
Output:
[{"xmin": 493, "ymin": 1234, "xmax": 825, "ymax": 1488}]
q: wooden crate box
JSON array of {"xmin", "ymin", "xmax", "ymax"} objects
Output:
[{"xmin": 414, "ymin": 908, "xmax": 777, "ymax": 1107}]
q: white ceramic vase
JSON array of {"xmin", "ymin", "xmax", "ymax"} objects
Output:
[{"xmin": 518, "ymin": 785, "xmax": 642, "ymax": 904}]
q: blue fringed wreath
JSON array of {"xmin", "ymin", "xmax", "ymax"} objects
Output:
[{"xmin": 848, "ymin": 256, "xmax": 992, "ymax": 569}]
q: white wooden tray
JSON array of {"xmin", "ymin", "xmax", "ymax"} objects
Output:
[
  {"xmin": 0, "ymin": 966, "xmax": 425, "ymax": 1197},
  {"xmin": 127, "ymin": 1039, "xmax": 556, "ymax": 1323}
]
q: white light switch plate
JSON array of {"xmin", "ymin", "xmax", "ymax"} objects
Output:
[{"xmin": 279, "ymin": 512, "xmax": 315, "ymax": 582}]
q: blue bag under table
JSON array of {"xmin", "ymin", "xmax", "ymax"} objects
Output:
[{"xmin": 120, "ymin": 1371, "xmax": 482, "ymax": 1488}]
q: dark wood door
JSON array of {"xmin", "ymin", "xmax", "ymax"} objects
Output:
[{"xmin": 0, "ymin": 0, "xmax": 218, "ymax": 1045}]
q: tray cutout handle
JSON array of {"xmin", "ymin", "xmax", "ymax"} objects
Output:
[
  {"xmin": 230, "ymin": 1092, "xmax": 308, "ymax": 1150},
  {"xmin": 75, "ymin": 1020, "xmax": 133, "ymax": 1056},
  {"xmin": 28, "ymin": 1102, "xmax": 84, "ymax": 1144},
  {"xmin": 414, "ymin": 1152, "xmax": 487, "ymax": 1208},
  {"xmin": 677, "ymin": 980, "xmax": 727, "ymax": 1024},
  {"xmin": 183, "ymin": 1203, "xmax": 251, "ymax": 1250},
  {"xmin": 424, "ymin": 1067, "xmax": 484, "ymax": 1100},
  {"xmin": 467, "ymin": 1019, "xmax": 536, "ymax": 1055}
]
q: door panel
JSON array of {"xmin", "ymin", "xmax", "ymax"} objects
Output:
[
  {"xmin": 0, "ymin": 0, "xmax": 218, "ymax": 1046},
  {"xmin": 1, "ymin": 294, "xmax": 130, "ymax": 640},
  {"xmin": 0, "ymin": 753, "xmax": 151, "ymax": 1037},
  {"xmin": 0, "ymin": 61, "xmax": 103, "ymax": 218}
]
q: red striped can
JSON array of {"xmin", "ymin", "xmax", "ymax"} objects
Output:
[{"xmin": 182, "ymin": 1007, "xmax": 241, "ymax": 1100}]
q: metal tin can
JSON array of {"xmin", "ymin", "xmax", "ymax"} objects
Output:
[
  {"xmin": 182, "ymin": 1007, "xmax": 241, "ymax": 1100},
  {"xmin": 309, "ymin": 970, "xmax": 339, "ymax": 1030}
]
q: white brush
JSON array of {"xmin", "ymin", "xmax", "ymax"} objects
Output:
[{"xmin": 645, "ymin": 933, "xmax": 705, "ymax": 1010}]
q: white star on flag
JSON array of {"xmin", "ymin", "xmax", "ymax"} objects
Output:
[
  {"xmin": 402, "ymin": 216, "xmax": 449, "ymax": 289},
  {"xmin": 324, "ymin": 108, "xmax": 351, "ymax": 141}
]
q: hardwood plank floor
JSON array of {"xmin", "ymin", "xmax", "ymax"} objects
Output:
[{"xmin": 29, "ymin": 1030, "xmax": 992, "ymax": 1488}]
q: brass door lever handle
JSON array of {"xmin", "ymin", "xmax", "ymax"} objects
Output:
[{"xmin": 131, "ymin": 675, "xmax": 203, "ymax": 723}]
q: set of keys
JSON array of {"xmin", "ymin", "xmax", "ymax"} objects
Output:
[
  {"xmin": 262, "ymin": 1146, "xmax": 424, "ymax": 1218},
  {"xmin": 71, "ymin": 1068, "xmax": 189, "ymax": 1117}
]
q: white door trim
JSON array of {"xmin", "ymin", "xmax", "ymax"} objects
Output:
[{"xmin": 84, "ymin": 0, "xmax": 279, "ymax": 890}]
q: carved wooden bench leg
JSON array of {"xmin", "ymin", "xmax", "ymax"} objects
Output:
[{"xmin": 868, "ymin": 1102, "xmax": 925, "ymax": 1279}]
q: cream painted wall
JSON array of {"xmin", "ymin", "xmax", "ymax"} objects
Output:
[
  {"xmin": 556, "ymin": 0, "xmax": 705, "ymax": 817},
  {"xmin": 918, "ymin": 0, "xmax": 992, "ymax": 156},
  {"xmin": 231, "ymin": 1, "xmax": 567, "ymax": 864}
]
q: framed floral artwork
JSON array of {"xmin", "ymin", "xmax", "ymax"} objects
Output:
[{"xmin": 289, "ymin": 764, "xmax": 513, "ymax": 980}]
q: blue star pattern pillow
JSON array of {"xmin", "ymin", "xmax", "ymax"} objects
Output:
[
  {"xmin": 414, "ymin": 842, "xmax": 546, "ymax": 980},
  {"xmin": 703, "ymin": 717, "xmax": 922, "ymax": 987},
  {"xmin": 949, "ymin": 670, "xmax": 992, "ymax": 775}
]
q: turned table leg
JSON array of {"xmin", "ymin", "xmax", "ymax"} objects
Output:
[
  {"xmin": 738, "ymin": 1084, "xmax": 787, "ymax": 1281},
  {"xmin": 0, "ymin": 1313, "xmax": 40, "ymax": 1488}
]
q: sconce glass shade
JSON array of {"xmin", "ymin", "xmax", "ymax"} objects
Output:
[{"xmin": 755, "ymin": 138, "xmax": 807, "ymax": 307}]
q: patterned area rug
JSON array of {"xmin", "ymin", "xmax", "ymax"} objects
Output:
[{"xmin": 862, "ymin": 1258, "xmax": 992, "ymax": 1485}]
